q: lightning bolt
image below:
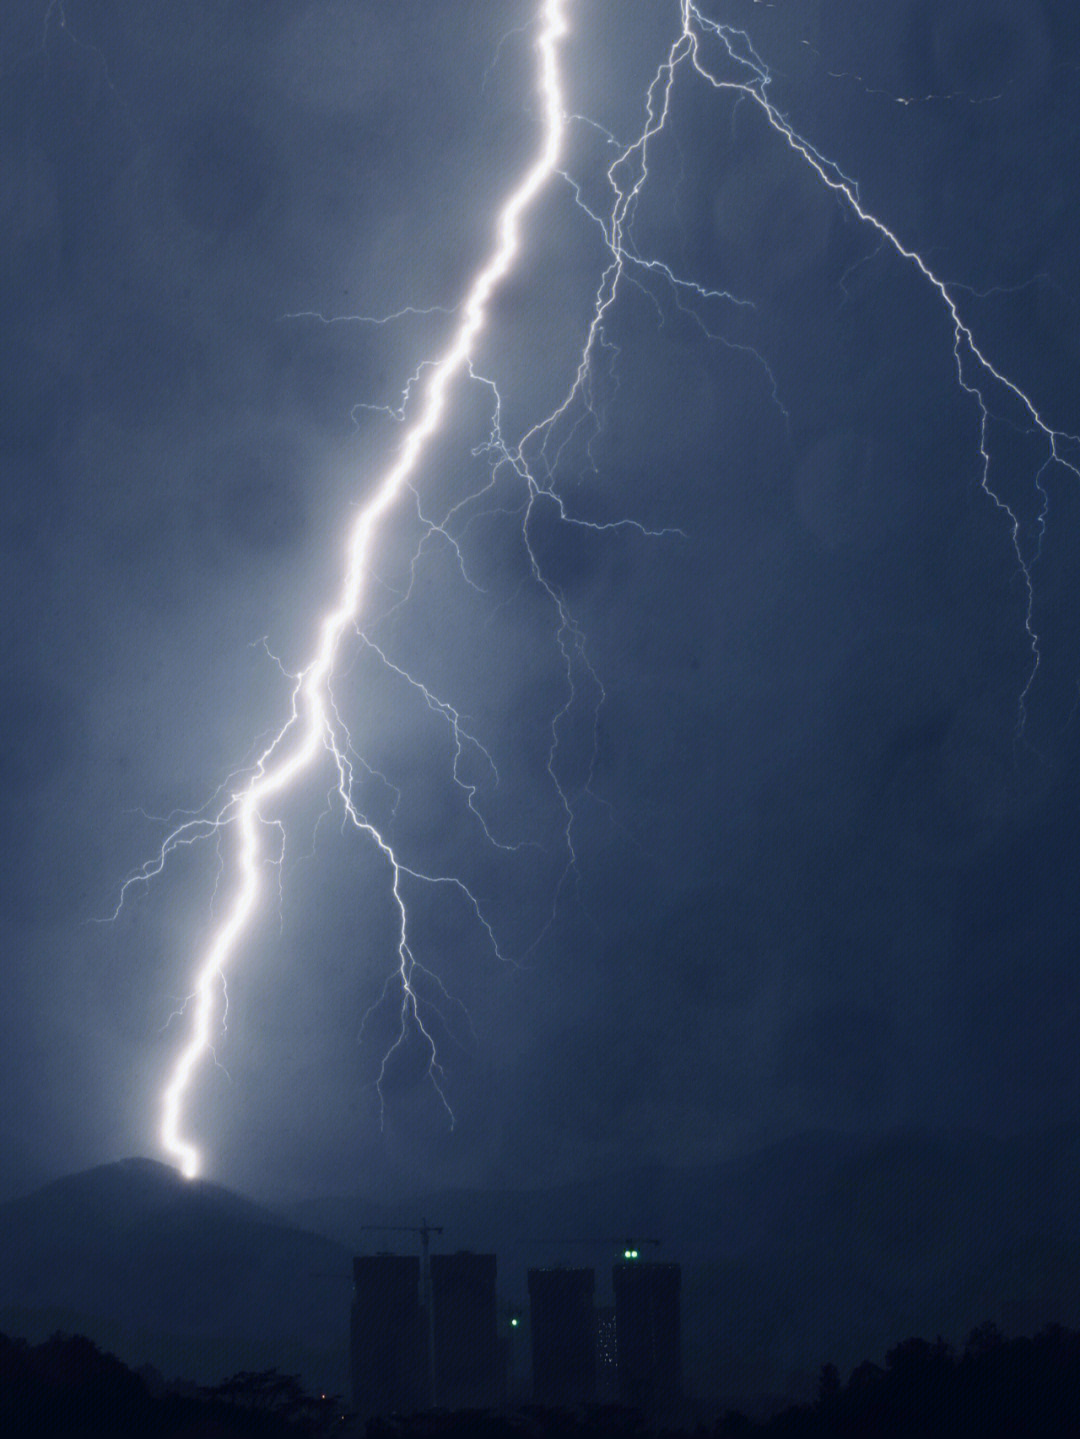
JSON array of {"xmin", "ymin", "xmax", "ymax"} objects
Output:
[
  {"xmin": 145, "ymin": 0, "xmax": 571, "ymax": 1180},
  {"xmin": 126, "ymin": 0, "xmax": 1076, "ymax": 1180}
]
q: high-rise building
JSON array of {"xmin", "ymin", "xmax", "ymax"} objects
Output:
[
  {"xmin": 350, "ymin": 1253, "xmax": 429, "ymax": 1418},
  {"xmin": 528, "ymin": 1267, "xmax": 597, "ymax": 1405},
  {"xmin": 430, "ymin": 1251, "xmax": 498, "ymax": 1408},
  {"xmin": 612, "ymin": 1260, "xmax": 681, "ymax": 1411}
]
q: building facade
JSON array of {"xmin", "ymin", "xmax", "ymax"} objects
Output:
[
  {"xmin": 595, "ymin": 1303, "xmax": 618, "ymax": 1399},
  {"xmin": 350, "ymin": 1253, "xmax": 429, "ymax": 1418},
  {"xmin": 528, "ymin": 1266, "xmax": 597, "ymax": 1405},
  {"xmin": 430, "ymin": 1251, "xmax": 499, "ymax": 1408},
  {"xmin": 612, "ymin": 1260, "xmax": 681, "ymax": 1412}
]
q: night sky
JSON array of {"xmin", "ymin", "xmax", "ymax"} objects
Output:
[{"xmin": 3, "ymin": 0, "xmax": 1080, "ymax": 1210}]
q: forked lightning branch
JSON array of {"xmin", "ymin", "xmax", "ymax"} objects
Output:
[{"xmin": 118, "ymin": 1, "xmax": 1077, "ymax": 1179}]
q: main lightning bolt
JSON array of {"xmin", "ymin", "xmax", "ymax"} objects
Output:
[
  {"xmin": 152, "ymin": 0, "xmax": 570, "ymax": 1180},
  {"xmin": 128, "ymin": 1, "xmax": 1077, "ymax": 1181}
]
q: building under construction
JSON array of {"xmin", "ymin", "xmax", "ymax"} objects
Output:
[
  {"xmin": 430, "ymin": 1251, "xmax": 500, "ymax": 1409},
  {"xmin": 612, "ymin": 1259, "xmax": 682, "ymax": 1411},
  {"xmin": 528, "ymin": 1267, "xmax": 597, "ymax": 1405},
  {"xmin": 349, "ymin": 1244, "xmax": 682, "ymax": 1417},
  {"xmin": 350, "ymin": 1253, "xmax": 429, "ymax": 1418}
]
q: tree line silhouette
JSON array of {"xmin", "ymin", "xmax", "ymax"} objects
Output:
[
  {"xmin": 0, "ymin": 1330, "xmax": 343, "ymax": 1436},
  {"xmin": 713, "ymin": 1322, "xmax": 1080, "ymax": 1437},
  {"xmin": 2, "ymin": 1321, "xmax": 1078, "ymax": 1436}
]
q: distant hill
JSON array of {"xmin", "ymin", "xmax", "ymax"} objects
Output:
[
  {"xmin": 0, "ymin": 1158, "xmax": 353, "ymax": 1395},
  {"xmin": 283, "ymin": 1125, "xmax": 1080, "ymax": 1406}
]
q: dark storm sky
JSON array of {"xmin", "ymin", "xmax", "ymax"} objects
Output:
[{"xmin": 2, "ymin": 0, "xmax": 1080, "ymax": 1205}]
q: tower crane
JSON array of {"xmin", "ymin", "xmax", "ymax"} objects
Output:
[{"xmin": 356, "ymin": 1219, "xmax": 444, "ymax": 1296}]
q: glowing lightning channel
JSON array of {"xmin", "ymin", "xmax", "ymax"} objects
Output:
[
  {"xmin": 157, "ymin": 0, "xmax": 570, "ymax": 1180},
  {"xmin": 148, "ymin": 0, "xmax": 1079, "ymax": 1181}
]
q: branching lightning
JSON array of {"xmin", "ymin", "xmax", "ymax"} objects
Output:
[
  {"xmin": 120, "ymin": 0, "xmax": 1078, "ymax": 1179},
  {"xmin": 135, "ymin": 0, "xmax": 572, "ymax": 1179}
]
